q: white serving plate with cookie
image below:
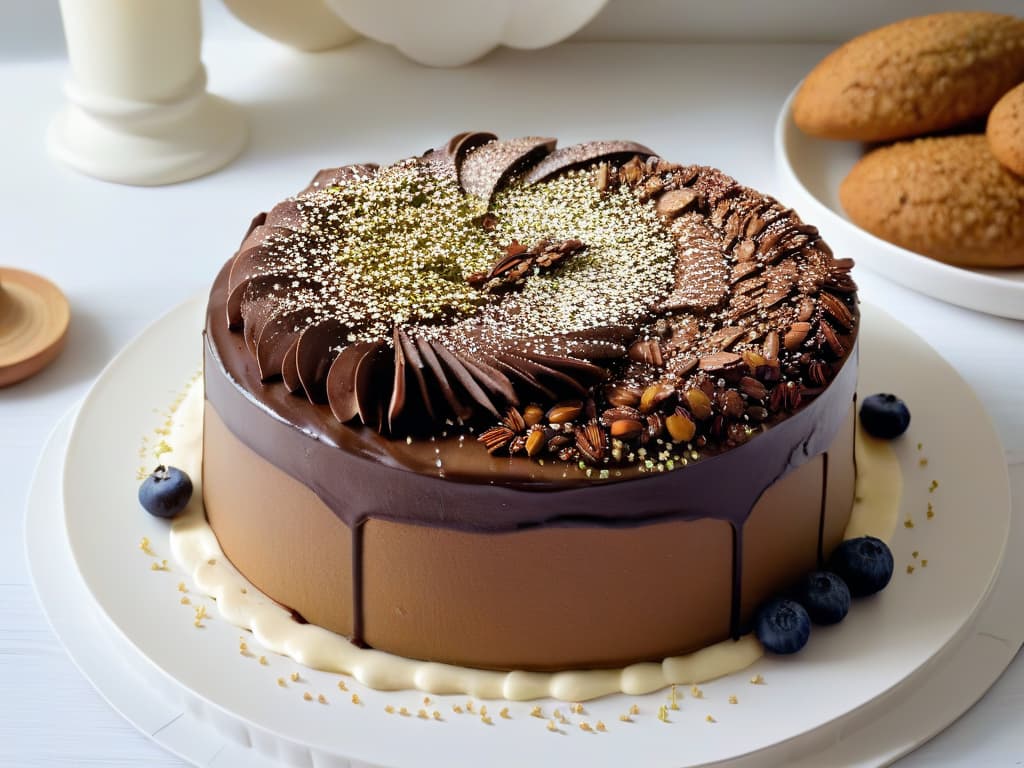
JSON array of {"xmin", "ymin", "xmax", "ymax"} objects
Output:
[
  {"xmin": 775, "ymin": 87, "xmax": 1024, "ymax": 321},
  {"xmin": 24, "ymin": 294, "xmax": 1020, "ymax": 767}
]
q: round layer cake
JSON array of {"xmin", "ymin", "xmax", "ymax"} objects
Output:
[{"xmin": 203, "ymin": 133, "xmax": 859, "ymax": 672}]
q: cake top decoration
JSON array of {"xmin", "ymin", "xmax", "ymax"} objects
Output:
[{"xmin": 224, "ymin": 133, "xmax": 857, "ymax": 468}]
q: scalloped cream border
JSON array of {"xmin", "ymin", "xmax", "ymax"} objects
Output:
[{"xmin": 165, "ymin": 378, "xmax": 900, "ymax": 701}]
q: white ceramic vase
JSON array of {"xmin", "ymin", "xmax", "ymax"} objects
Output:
[
  {"xmin": 325, "ymin": 0, "xmax": 609, "ymax": 66},
  {"xmin": 49, "ymin": 0, "xmax": 247, "ymax": 186},
  {"xmin": 221, "ymin": 0, "xmax": 360, "ymax": 51}
]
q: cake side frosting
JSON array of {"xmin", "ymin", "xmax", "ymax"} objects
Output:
[{"xmin": 169, "ymin": 376, "xmax": 900, "ymax": 700}]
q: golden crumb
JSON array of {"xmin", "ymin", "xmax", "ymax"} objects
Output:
[
  {"xmin": 433, "ymin": 711, "xmax": 442, "ymax": 721},
  {"xmin": 303, "ymin": 692, "xmax": 313, "ymax": 702},
  {"xmin": 547, "ymin": 720, "xmax": 558, "ymax": 732},
  {"xmin": 318, "ymin": 694, "xmax": 327, "ymax": 704},
  {"xmin": 922, "ymin": 559, "xmax": 928, "ymax": 567},
  {"xmin": 422, "ymin": 696, "xmax": 431, "ymax": 706},
  {"xmin": 337, "ymin": 680, "xmax": 348, "ymax": 691},
  {"xmin": 139, "ymin": 537, "xmax": 153, "ymax": 555},
  {"xmin": 706, "ymin": 714, "xmax": 716, "ymax": 723},
  {"xmin": 481, "ymin": 715, "xmax": 493, "ymax": 725},
  {"xmin": 669, "ymin": 684, "xmax": 680, "ymax": 710},
  {"xmin": 385, "ymin": 705, "xmax": 395, "ymax": 714},
  {"xmin": 466, "ymin": 700, "xmax": 475, "ymax": 713},
  {"xmin": 180, "ymin": 596, "xmax": 190, "ymax": 605},
  {"xmin": 351, "ymin": 694, "xmax": 361, "ymax": 705},
  {"xmin": 207, "ymin": 558, "xmax": 216, "ymax": 566},
  {"xmin": 929, "ymin": 480, "xmax": 939, "ymax": 492},
  {"xmin": 657, "ymin": 705, "xmax": 669, "ymax": 723},
  {"xmin": 240, "ymin": 587, "xmax": 247, "ymax": 594},
  {"xmin": 904, "ymin": 519, "xmax": 915, "ymax": 529},
  {"xmin": 690, "ymin": 685, "xmax": 704, "ymax": 699},
  {"xmin": 596, "ymin": 720, "xmax": 607, "ymax": 732},
  {"xmin": 907, "ymin": 565, "xmax": 915, "ymax": 574},
  {"xmin": 290, "ymin": 672, "xmax": 300, "ymax": 682},
  {"xmin": 919, "ymin": 458, "xmax": 928, "ymax": 467},
  {"xmin": 619, "ymin": 714, "xmax": 632, "ymax": 723},
  {"xmin": 917, "ymin": 442, "xmax": 923, "ymax": 451},
  {"xmin": 750, "ymin": 674, "xmax": 765, "ymax": 685},
  {"xmin": 399, "ymin": 707, "xmax": 410, "ymax": 717},
  {"xmin": 579, "ymin": 722, "xmax": 592, "ymax": 732},
  {"xmin": 177, "ymin": 582, "xmax": 187, "ymax": 592},
  {"xmin": 530, "ymin": 706, "xmax": 543, "ymax": 718},
  {"xmin": 479, "ymin": 705, "xmax": 487, "ymax": 718},
  {"xmin": 239, "ymin": 641, "xmax": 248, "ymax": 653},
  {"xmin": 259, "ymin": 656, "xmax": 268, "ymax": 666},
  {"xmin": 150, "ymin": 560, "xmax": 169, "ymax": 571},
  {"xmin": 629, "ymin": 703, "xmax": 640, "ymax": 715},
  {"xmin": 912, "ymin": 551, "xmax": 919, "ymax": 559},
  {"xmin": 453, "ymin": 705, "xmax": 464, "ymax": 714},
  {"xmin": 570, "ymin": 702, "xmax": 584, "ymax": 715},
  {"xmin": 729, "ymin": 695, "xmax": 738, "ymax": 705},
  {"xmin": 500, "ymin": 707, "xmax": 510, "ymax": 719},
  {"xmin": 418, "ymin": 709, "xmax": 428, "ymax": 719},
  {"xmin": 927, "ymin": 503, "xmax": 935, "ymax": 519},
  {"xmin": 277, "ymin": 678, "xmax": 286, "ymax": 687}
]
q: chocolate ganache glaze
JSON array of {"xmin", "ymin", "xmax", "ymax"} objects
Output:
[{"xmin": 204, "ymin": 133, "xmax": 859, "ymax": 653}]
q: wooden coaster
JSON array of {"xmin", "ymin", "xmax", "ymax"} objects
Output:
[{"xmin": 0, "ymin": 267, "xmax": 70, "ymax": 387}]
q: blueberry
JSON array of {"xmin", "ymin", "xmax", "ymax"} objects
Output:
[
  {"xmin": 859, "ymin": 393, "xmax": 910, "ymax": 439},
  {"xmin": 754, "ymin": 598, "xmax": 811, "ymax": 654},
  {"xmin": 139, "ymin": 465, "xmax": 193, "ymax": 519},
  {"xmin": 797, "ymin": 571, "xmax": 851, "ymax": 625},
  {"xmin": 828, "ymin": 536, "xmax": 894, "ymax": 597}
]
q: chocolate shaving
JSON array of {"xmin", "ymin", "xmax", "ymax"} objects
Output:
[
  {"xmin": 300, "ymin": 163, "xmax": 379, "ymax": 196},
  {"xmin": 458, "ymin": 136, "xmax": 556, "ymax": 200},
  {"xmin": 523, "ymin": 140, "xmax": 655, "ymax": 185},
  {"xmin": 255, "ymin": 307, "xmax": 315, "ymax": 381},
  {"xmin": 326, "ymin": 342, "xmax": 377, "ymax": 424},
  {"xmin": 354, "ymin": 341, "xmax": 391, "ymax": 431},
  {"xmin": 264, "ymin": 200, "xmax": 305, "ymax": 231},
  {"xmin": 296, "ymin": 318, "xmax": 350, "ymax": 403}
]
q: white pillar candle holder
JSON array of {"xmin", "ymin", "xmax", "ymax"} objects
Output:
[{"xmin": 48, "ymin": 0, "xmax": 247, "ymax": 186}]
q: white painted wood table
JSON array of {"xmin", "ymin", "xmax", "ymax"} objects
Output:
[{"xmin": 2, "ymin": 4, "xmax": 1023, "ymax": 765}]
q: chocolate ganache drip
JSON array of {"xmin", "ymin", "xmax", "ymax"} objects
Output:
[{"xmin": 223, "ymin": 133, "xmax": 858, "ymax": 469}]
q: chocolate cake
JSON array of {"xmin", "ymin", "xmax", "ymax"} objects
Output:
[{"xmin": 202, "ymin": 133, "xmax": 859, "ymax": 672}]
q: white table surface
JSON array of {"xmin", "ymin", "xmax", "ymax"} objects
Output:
[{"xmin": 3, "ymin": 6, "xmax": 1023, "ymax": 767}]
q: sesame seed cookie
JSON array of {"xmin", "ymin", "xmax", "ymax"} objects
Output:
[
  {"xmin": 839, "ymin": 134, "xmax": 1024, "ymax": 268},
  {"xmin": 988, "ymin": 82, "xmax": 1024, "ymax": 177},
  {"xmin": 794, "ymin": 12, "xmax": 1024, "ymax": 142}
]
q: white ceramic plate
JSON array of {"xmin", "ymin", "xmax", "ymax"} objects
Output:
[
  {"xmin": 39, "ymin": 296, "xmax": 1016, "ymax": 767},
  {"xmin": 774, "ymin": 87, "xmax": 1024, "ymax": 321}
]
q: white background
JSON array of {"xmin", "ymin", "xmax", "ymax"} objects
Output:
[{"xmin": 2, "ymin": 1, "xmax": 1023, "ymax": 766}]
